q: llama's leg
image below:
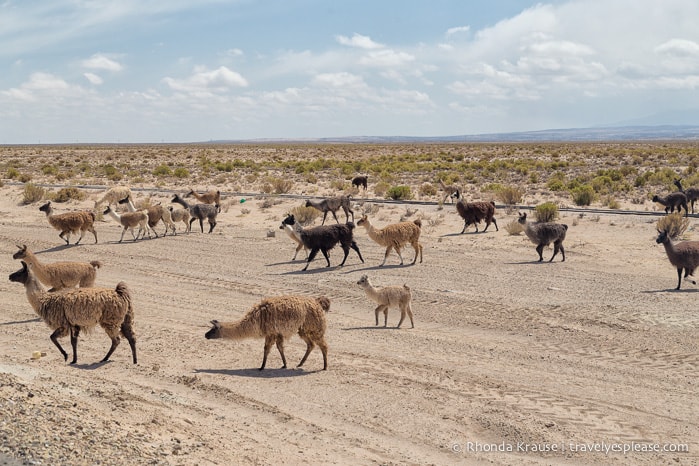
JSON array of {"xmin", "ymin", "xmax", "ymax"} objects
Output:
[
  {"xmin": 558, "ymin": 242, "xmax": 565, "ymax": 262},
  {"xmin": 260, "ymin": 335, "xmax": 275, "ymax": 370},
  {"xmin": 69, "ymin": 326, "xmax": 80, "ymax": 364},
  {"xmin": 89, "ymin": 226, "xmax": 98, "ymax": 243},
  {"xmin": 396, "ymin": 306, "xmax": 407, "ymax": 329},
  {"xmin": 676, "ymin": 268, "xmax": 683, "ymax": 290},
  {"xmin": 50, "ymin": 327, "xmax": 70, "ymax": 361},
  {"xmin": 321, "ymin": 211, "xmax": 328, "ymax": 225},
  {"xmin": 189, "ymin": 217, "xmax": 196, "ymax": 231},
  {"xmin": 198, "ymin": 217, "xmax": 204, "ymax": 233},
  {"xmin": 411, "ymin": 242, "xmax": 420, "ymax": 264},
  {"xmin": 394, "ymin": 244, "xmax": 404, "ymax": 265},
  {"xmin": 322, "ymin": 248, "xmax": 333, "ymax": 267},
  {"xmin": 59, "ymin": 231, "xmax": 70, "ymax": 245},
  {"xmin": 460, "ymin": 221, "xmax": 467, "ymax": 234},
  {"xmin": 374, "ymin": 305, "xmax": 386, "ymax": 326},
  {"xmin": 293, "ymin": 244, "xmax": 301, "ymax": 260},
  {"xmin": 550, "ymin": 243, "xmax": 560, "ymax": 262},
  {"xmin": 492, "ymin": 217, "xmax": 499, "ymax": 231},
  {"xmin": 208, "ymin": 219, "xmax": 216, "ymax": 233},
  {"xmin": 331, "ymin": 210, "xmax": 339, "ymax": 224},
  {"xmin": 302, "ymin": 248, "xmax": 320, "ymax": 271},
  {"xmin": 119, "ymin": 228, "xmax": 127, "ymax": 243},
  {"xmin": 406, "ymin": 302, "xmax": 415, "ymax": 328},
  {"xmin": 683, "ymin": 268, "xmax": 697, "ymax": 285},
  {"xmin": 383, "ymin": 306, "xmax": 389, "ymax": 327},
  {"xmin": 381, "ymin": 246, "xmax": 392, "ymax": 266},
  {"xmin": 275, "ymin": 335, "xmax": 287, "ymax": 369},
  {"xmin": 121, "ymin": 321, "xmax": 138, "ymax": 364},
  {"xmin": 75, "ymin": 230, "xmax": 85, "ymax": 245},
  {"xmin": 101, "ymin": 328, "xmax": 122, "ymax": 363},
  {"xmin": 296, "ymin": 334, "xmax": 315, "ymax": 368},
  {"xmin": 536, "ymin": 244, "xmax": 545, "ymax": 262},
  {"xmin": 350, "ymin": 241, "xmax": 364, "ymax": 263}
]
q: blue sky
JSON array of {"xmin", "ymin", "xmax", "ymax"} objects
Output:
[{"xmin": 1, "ymin": 0, "xmax": 698, "ymax": 143}]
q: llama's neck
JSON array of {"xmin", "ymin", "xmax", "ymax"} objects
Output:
[
  {"xmin": 359, "ymin": 282, "xmax": 382, "ymax": 303},
  {"xmin": 22, "ymin": 273, "xmax": 46, "ymax": 314},
  {"xmin": 174, "ymin": 197, "xmax": 191, "ymax": 209},
  {"xmin": 218, "ymin": 315, "xmax": 263, "ymax": 340},
  {"xmin": 122, "ymin": 198, "xmax": 137, "ymax": 212},
  {"xmin": 106, "ymin": 210, "xmax": 121, "ymax": 222},
  {"xmin": 360, "ymin": 220, "xmax": 381, "ymax": 240}
]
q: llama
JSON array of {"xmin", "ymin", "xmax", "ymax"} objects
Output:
[
  {"xmin": 305, "ymin": 195, "xmax": 354, "ymax": 225},
  {"xmin": 439, "ymin": 180, "xmax": 461, "ymax": 204},
  {"xmin": 168, "ymin": 206, "xmax": 191, "ymax": 233},
  {"xmin": 456, "ymin": 200, "xmax": 498, "ymax": 233},
  {"xmin": 279, "ymin": 214, "xmax": 308, "ymax": 260},
  {"xmin": 94, "ymin": 186, "xmax": 132, "ymax": 209},
  {"xmin": 118, "ymin": 196, "xmax": 176, "ymax": 237},
  {"xmin": 673, "ymin": 178, "xmax": 699, "ymax": 214},
  {"xmin": 351, "ymin": 175, "xmax": 368, "ymax": 191},
  {"xmin": 103, "ymin": 206, "xmax": 152, "ymax": 242},
  {"xmin": 39, "ymin": 201, "xmax": 97, "ymax": 245},
  {"xmin": 205, "ymin": 295, "xmax": 330, "ymax": 370},
  {"xmin": 9, "ymin": 261, "xmax": 137, "ymax": 365},
  {"xmin": 13, "ymin": 244, "xmax": 101, "ymax": 291},
  {"xmin": 186, "ymin": 188, "xmax": 221, "ymax": 212},
  {"xmin": 655, "ymin": 229, "xmax": 699, "ymax": 290},
  {"xmin": 356, "ymin": 215, "xmax": 423, "ymax": 266},
  {"xmin": 652, "ymin": 192, "xmax": 688, "ymax": 217},
  {"xmin": 518, "ymin": 212, "xmax": 568, "ymax": 262},
  {"xmin": 289, "ymin": 220, "xmax": 364, "ymax": 271},
  {"xmin": 356, "ymin": 275, "xmax": 414, "ymax": 328},
  {"xmin": 171, "ymin": 194, "xmax": 218, "ymax": 233}
]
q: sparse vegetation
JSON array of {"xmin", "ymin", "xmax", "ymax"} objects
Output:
[
  {"xmin": 23, "ymin": 183, "xmax": 45, "ymax": 204},
  {"xmin": 386, "ymin": 185, "xmax": 413, "ymax": 200},
  {"xmin": 534, "ymin": 202, "xmax": 559, "ymax": 222},
  {"xmin": 657, "ymin": 212, "xmax": 689, "ymax": 240}
]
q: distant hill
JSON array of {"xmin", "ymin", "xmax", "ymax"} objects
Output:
[{"xmin": 215, "ymin": 125, "xmax": 699, "ymax": 144}]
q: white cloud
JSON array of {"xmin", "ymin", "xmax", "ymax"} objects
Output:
[
  {"xmin": 84, "ymin": 72, "xmax": 103, "ymax": 85},
  {"xmin": 82, "ymin": 54, "xmax": 123, "ymax": 71},
  {"xmin": 163, "ymin": 66, "xmax": 248, "ymax": 94},
  {"xmin": 335, "ymin": 33, "xmax": 384, "ymax": 49},
  {"xmin": 359, "ymin": 50, "xmax": 415, "ymax": 67},
  {"xmin": 312, "ymin": 72, "xmax": 366, "ymax": 89},
  {"xmin": 446, "ymin": 26, "xmax": 470, "ymax": 36},
  {"xmin": 655, "ymin": 39, "xmax": 699, "ymax": 56}
]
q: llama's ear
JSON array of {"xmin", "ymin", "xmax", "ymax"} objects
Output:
[
  {"xmin": 21, "ymin": 261, "xmax": 28, "ymax": 270},
  {"xmin": 210, "ymin": 320, "xmax": 220, "ymax": 328}
]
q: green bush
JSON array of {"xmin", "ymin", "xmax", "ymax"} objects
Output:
[
  {"xmin": 571, "ymin": 185, "xmax": 595, "ymax": 206},
  {"xmin": 22, "ymin": 183, "xmax": 45, "ymax": 204},
  {"xmin": 173, "ymin": 167, "xmax": 190, "ymax": 178},
  {"xmin": 7, "ymin": 168, "xmax": 20, "ymax": 179},
  {"xmin": 153, "ymin": 164, "xmax": 172, "ymax": 176},
  {"xmin": 534, "ymin": 202, "xmax": 559, "ymax": 222},
  {"xmin": 52, "ymin": 187, "xmax": 86, "ymax": 203},
  {"xmin": 657, "ymin": 212, "xmax": 689, "ymax": 240},
  {"xmin": 385, "ymin": 185, "xmax": 413, "ymax": 200},
  {"xmin": 419, "ymin": 182, "xmax": 437, "ymax": 197},
  {"xmin": 290, "ymin": 204, "xmax": 321, "ymax": 226},
  {"xmin": 496, "ymin": 186, "xmax": 524, "ymax": 205}
]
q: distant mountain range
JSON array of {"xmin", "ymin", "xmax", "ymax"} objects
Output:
[{"xmin": 216, "ymin": 125, "xmax": 699, "ymax": 144}]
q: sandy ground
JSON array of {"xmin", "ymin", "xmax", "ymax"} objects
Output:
[{"xmin": 0, "ymin": 184, "xmax": 697, "ymax": 465}]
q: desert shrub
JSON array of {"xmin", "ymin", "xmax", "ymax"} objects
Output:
[
  {"xmin": 496, "ymin": 186, "xmax": 524, "ymax": 205},
  {"xmin": 103, "ymin": 164, "xmax": 122, "ymax": 181},
  {"xmin": 547, "ymin": 180, "xmax": 566, "ymax": 191},
  {"xmin": 605, "ymin": 196, "xmax": 621, "ymax": 209},
  {"xmin": 153, "ymin": 164, "xmax": 172, "ymax": 177},
  {"xmin": 657, "ymin": 212, "xmax": 689, "ymax": 240},
  {"xmin": 41, "ymin": 164, "xmax": 58, "ymax": 176},
  {"xmin": 571, "ymin": 185, "xmax": 595, "ymax": 206},
  {"xmin": 504, "ymin": 219, "xmax": 524, "ymax": 235},
  {"xmin": 419, "ymin": 182, "xmax": 437, "ymax": 197},
  {"xmin": 173, "ymin": 167, "xmax": 190, "ymax": 178},
  {"xmin": 52, "ymin": 187, "xmax": 86, "ymax": 203},
  {"xmin": 262, "ymin": 177, "xmax": 293, "ymax": 194},
  {"xmin": 7, "ymin": 168, "xmax": 20, "ymax": 179},
  {"xmin": 18, "ymin": 173, "xmax": 32, "ymax": 183},
  {"xmin": 534, "ymin": 202, "xmax": 559, "ymax": 222},
  {"xmin": 330, "ymin": 179, "xmax": 348, "ymax": 191},
  {"xmin": 373, "ymin": 181, "xmax": 390, "ymax": 197},
  {"xmin": 290, "ymin": 204, "xmax": 321, "ymax": 226},
  {"xmin": 23, "ymin": 183, "xmax": 45, "ymax": 204},
  {"xmin": 385, "ymin": 185, "xmax": 413, "ymax": 200}
]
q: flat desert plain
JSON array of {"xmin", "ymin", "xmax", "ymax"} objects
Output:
[{"xmin": 0, "ymin": 143, "xmax": 697, "ymax": 465}]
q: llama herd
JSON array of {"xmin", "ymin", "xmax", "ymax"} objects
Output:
[{"xmin": 6, "ymin": 179, "xmax": 699, "ymax": 370}]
